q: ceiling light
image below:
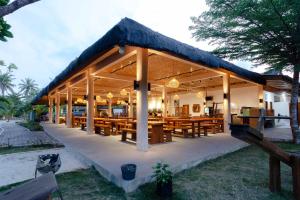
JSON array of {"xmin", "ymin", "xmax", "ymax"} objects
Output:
[
  {"xmin": 96, "ymin": 95, "xmax": 102, "ymax": 102},
  {"xmin": 107, "ymin": 92, "xmax": 113, "ymax": 99},
  {"xmin": 120, "ymin": 89, "xmax": 127, "ymax": 96},
  {"xmin": 196, "ymin": 92, "xmax": 203, "ymax": 98},
  {"xmin": 174, "ymin": 94, "xmax": 180, "ymax": 100},
  {"xmin": 167, "ymin": 78, "xmax": 180, "ymax": 88}
]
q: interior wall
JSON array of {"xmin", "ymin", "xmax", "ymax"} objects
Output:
[
  {"xmin": 265, "ymin": 91, "xmax": 290, "ymax": 117},
  {"xmin": 167, "ymin": 86, "xmax": 260, "ymax": 116}
]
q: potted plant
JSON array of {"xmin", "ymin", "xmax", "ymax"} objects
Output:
[{"xmin": 152, "ymin": 162, "xmax": 173, "ymax": 197}]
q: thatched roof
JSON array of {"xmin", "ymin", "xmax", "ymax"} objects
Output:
[{"xmin": 32, "ymin": 18, "xmax": 266, "ymax": 104}]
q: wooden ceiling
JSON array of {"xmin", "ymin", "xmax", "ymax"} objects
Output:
[{"xmin": 58, "ymin": 50, "xmax": 256, "ymax": 101}]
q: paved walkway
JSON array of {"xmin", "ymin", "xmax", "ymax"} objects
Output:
[
  {"xmin": 0, "ymin": 148, "xmax": 87, "ymax": 187},
  {"xmin": 42, "ymin": 122, "xmax": 247, "ymax": 192},
  {"xmin": 0, "ymin": 120, "xmax": 62, "ymax": 147},
  {"xmin": 263, "ymin": 119, "xmax": 293, "ymax": 142}
]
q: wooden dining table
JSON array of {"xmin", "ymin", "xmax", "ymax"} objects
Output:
[
  {"xmin": 164, "ymin": 117, "xmax": 224, "ymax": 135},
  {"xmin": 125, "ymin": 121, "xmax": 167, "ymax": 144}
]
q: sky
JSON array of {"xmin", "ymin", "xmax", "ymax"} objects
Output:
[{"xmin": 0, "ymin": 0, "xmax": 265, "ymax": 91}]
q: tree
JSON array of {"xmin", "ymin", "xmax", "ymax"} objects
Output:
[
  {"xmin": 190, "ymin": 0, "xmax": 300, "ymax": 143},
  {"xmin": 0, "ymin": 0, "xmax": 41, "ymax": 41},
  {"xmin": 0, "ymin": 0, "xmax": 40, "ymax": 17},
  {"xmin": 19, "ymin": 77, "xmax": 38, "ymax": 99},
  {"xmin": 0, "ymin": 94, "xmax": 21, "ymax": 120},
  {"xmin": 0, "ymin": 72, "xmax": 14, "ymax": 96}
]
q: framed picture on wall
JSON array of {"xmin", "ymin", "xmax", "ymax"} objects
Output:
[{"xmin": 193, "ymin": 104, "xmax": 200, "ymax": 113}]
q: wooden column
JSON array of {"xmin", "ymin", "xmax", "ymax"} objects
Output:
[
  {"xmin": 55, "ymin": 92, "xmax": 60, "ymax": 124},
  {"xmin": 258, "ymin": 85, "xmax": 265, "ymax": 108},
  {"xmin": 128, "ymin": 91, "xmax": 133, "ymax": 118},
  {"xmin": 108, "ymin": 99, "xmax": 112, "ymax": 117},
  {"xmin": 269, "ymin": 155, "xmax": 281, "ymax": 192},
  {"xmin": 136, "ymin": 48, "xmax": 148, "ymax": 151},
  {"xmin": 162, "ymin": 86, "xmax": 167, "ymax": 118},
  {"xmin": 48, "ymin": 97, "xmax": 53, "ymax": 123},
  {"xmin": 223, "ymin": 73, "xmax": 231, "ymax": 133},
  {"xmin": 291, "ymin": 155, "xmax": 300, "ymax": 200},
  {"xmin": 66, "ymin": 85, "xmax": 73, "ymax": 128},
  {"xmin": 86, "ymin": 70, "xmax": 95, "ymax": 134}
]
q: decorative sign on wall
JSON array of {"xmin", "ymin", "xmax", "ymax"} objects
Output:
[{"xmin": 193, "ymin": 104, "xmax": 201, "ymax": 113}]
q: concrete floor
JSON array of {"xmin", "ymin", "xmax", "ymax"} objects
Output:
[{"xmin": 42, "ymin": 122, "xmax": 247, "ymax": 192}]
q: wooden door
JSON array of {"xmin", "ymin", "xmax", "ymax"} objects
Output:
[{"xmin": 182, "ymin": 104, "xmax": 189, "ymax": 117}]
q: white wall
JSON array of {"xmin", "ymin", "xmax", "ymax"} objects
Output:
[
  {"xmin": 167, "ymin": 86, "xmax": 261, "ymax": 116},
  {"xmin": 265, "ymin": 91, "xmax": 290, "ymax": 117}
]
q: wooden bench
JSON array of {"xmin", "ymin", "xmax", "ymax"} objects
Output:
[
  {"xmin": 165, "ymin": 125, "xmax": 194, "ymax": 138},
  {"xmin": 95, "ymin": 124, "xmax": 111, "ymax": 136},
  {"xmin": 163, "ymin": 128, "xmax": 173, "ymax": 142},
  {"xmin": 200, "ymin": 123, "xmax": 216, "ymax": 136},
  {"xmin": 80, "ymin": 122, "xmax": 86, "ymax": 130},
  {"xmin": 121, "ymin": 128, "xmax": 137, "ymax": 142},
  {"xmin": 0, "ymin": 172, "xmax": 63, "ymax": 200}
]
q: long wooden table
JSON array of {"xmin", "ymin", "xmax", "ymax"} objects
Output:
[{"xmin": 164, "ymin": 117, "xmax": 224, "ymax": 136}]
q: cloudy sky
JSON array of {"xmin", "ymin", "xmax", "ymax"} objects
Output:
[{"xmin": 0, "ymin": 0, "xmax": 262, "ymax": 91}]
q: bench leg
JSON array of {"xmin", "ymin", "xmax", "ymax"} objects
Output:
[
  {"xmin": 204, "ymin": 128, "xmax": 208, "ymax": 136},
  {"xmin": 121, "ymin": 131, "xmax": 127, "ymax": 141},
  {"xmin": 95, "ymin": 126, "xmax": 100, "ymax": 134},
  {"xmin": 104, "ymin": 127, "xmax": 110, "ymax": 136},
  {"xmin": 183, "ymin": 129, "xmax": 188, "ymax": 138}
]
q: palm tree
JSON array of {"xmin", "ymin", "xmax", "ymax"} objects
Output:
[
  {"xmin": 19, "ymin": 78, "xmax": 38, "ymax": 98},
  {"xmin": 0, "ymin": 72, "xmax": 15, "ymax": 96}
]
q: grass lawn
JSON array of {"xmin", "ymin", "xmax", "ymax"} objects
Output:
[
  {"xmin": 1, "ymin": 142, "xmax": 299, "ymax": 199},
  {"xmin": 0, "ymin": 144, "xmax": 58, "ymax": 155}
]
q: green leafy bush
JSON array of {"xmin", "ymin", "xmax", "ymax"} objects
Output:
[
  {"xmin": 17, "ymin": 121, "xmax": 44, "ymax": 131},
  {"xmin": 152, "ymin": 162, "xmax": 172, "ymax": 184}
]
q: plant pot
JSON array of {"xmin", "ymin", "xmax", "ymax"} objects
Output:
[
  {"xmin": 156, "ymin": 179, "xmax": 172, "ymax": 198},
  {"xmin": 121, "ymin": 164, "xmax": 136, "ymax": 180}
]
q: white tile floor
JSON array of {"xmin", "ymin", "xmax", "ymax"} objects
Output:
[{"xmin": 42, "ymin": 122, "xmax": 247, "ymax": 192}]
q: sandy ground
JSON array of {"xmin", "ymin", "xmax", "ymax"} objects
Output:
[
  {"xmin": 0, "ymin": 148, "xmax": 87, "ymax": 187},
  {"xmin": 0, "ymin": 120, "xmax": 87, "ymax": 187}
]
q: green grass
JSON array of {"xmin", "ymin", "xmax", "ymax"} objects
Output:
[
  {"xmin": 1, "ymin": 143, "xmax": 299, "ymax": 199},
  {"xmin": 17, "ymin": 121, "xmax": 44, "ymax": 131},
  {"xmin": 0, "ymin": 145, "xmax": 58, "ymax": 155}
]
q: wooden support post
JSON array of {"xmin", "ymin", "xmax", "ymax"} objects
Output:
[
  {"xmin": 66, "ymin": 85, "xmax": 72, "ymax": 128},
  {"xmin": 55, "ymin": 92, "xmax": 60, "ymax": 124},
  {"xmin": 136, "ymin": 48, "xmax": 148, "ymax": 151},
  {"xmin": 269, "ymin": 155, "xmax": 281, "ymax": 192},
  {"xmin": 291, "ymin": 155, "xmax": 300, "ymax": 200},
  {"xmin": 128, "ymin": 91, "xmax": 133, "ymax": 118},
  {"xmin": 108, "ymin": 99, "xmax": 112, "ymax": 117},
  {"xmin": 162, "ymin": 86, "xmax": 167, "ymax": 118},
  {"xmin": 86, "ymin": 70, "xmax": 94, "ymax": 134},
  {"xmin": 258, "ymin": 85, "xmax": 264, "ymax": 108},
  {"xmin": 223, "ymin": 73, "xmax": 231, "ymax": 133},
  {"xmin": 48, "ymin": 97, "xmax": 53, "ymax": 123}
]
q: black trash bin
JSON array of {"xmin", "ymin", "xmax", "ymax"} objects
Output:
[{"xmin": 121, "ymin": 164, "xmax": 136, "ymax": 180}]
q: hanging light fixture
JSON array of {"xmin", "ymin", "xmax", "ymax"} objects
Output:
[
  {"xmin": 77, "ymin": 98, "xmax": 83, "ymax": 103},
  {"xmin": 96, "ymin": 95, "xmax": 102, "ymax": 102},
  {"xmin": 167, "ymin": 78, "xmax": 180, "ymax": 88},
  {"xmin": 107, "ymin": 92, "xmax": 113, "ymax": 99},
  {"xmin": 196, "ymin": 91, "xmax": 203, "ymax": 98},
  {"xmin": 174, "ymin": 94, "xmax": 180, "ymax": 100},
  {"xmin": 120, "ymin": 89, "xmax": 127, "ymax": 96}
]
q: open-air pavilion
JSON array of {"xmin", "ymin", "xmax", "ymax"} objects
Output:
[{"xmin": 32, "ymin": 18, "xmax": 295, "ymax": 191}]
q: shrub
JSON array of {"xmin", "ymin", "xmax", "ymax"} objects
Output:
[{"xmin": 17, "ymin": 121, "xmax": 44, "ymax": 131}]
